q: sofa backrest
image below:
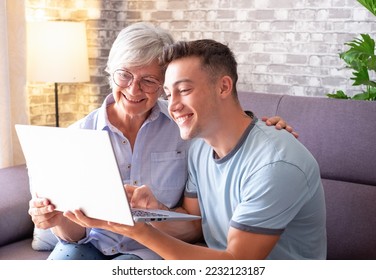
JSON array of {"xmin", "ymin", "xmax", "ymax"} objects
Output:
[
  {"xmin": 238, "ymin": 91, "xmax": 376, "ymax": 259},
  {"xmin": 277, "ymin": 95, "xmax": 376, "ymax": 186},
  {"xmin": 239, "ymin": 91, "xmax": 376, "ymax": 186}
]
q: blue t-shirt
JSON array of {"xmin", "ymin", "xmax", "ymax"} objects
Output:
[{"xmin": 185, "ymin": 118, "xmax": 327, "ymax": 259}]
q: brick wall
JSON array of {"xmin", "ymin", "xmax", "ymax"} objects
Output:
[{"xmin": 26, "ymin": 0, "xmax": 376, "ymax": 127}]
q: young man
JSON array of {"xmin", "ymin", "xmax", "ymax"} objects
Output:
[{"xmin": 65, "ymin": 39, "xmax": 326, "ymax": 259}]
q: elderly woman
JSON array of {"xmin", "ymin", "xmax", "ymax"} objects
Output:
[{"xmin": 28, "ymin": 22, "xmax": 293, "ymax": 260}]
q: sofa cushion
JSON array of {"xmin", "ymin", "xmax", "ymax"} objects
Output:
[
  {"xmin": 0, "ymin": 165, "xmax": 34, "ymax": 247},
  {"xmin": 0, "ymin": 238, "xmax": 50, "ymax": 260},
  {"xmin": 323, "ymin": 179, "xmax": 376, "ymax": 259}
]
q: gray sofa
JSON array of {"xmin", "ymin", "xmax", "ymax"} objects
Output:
[{"xmin": 0, "ymin": 91, "xmax": 375, "ymax": 260}]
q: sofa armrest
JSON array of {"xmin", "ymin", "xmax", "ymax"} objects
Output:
[{"xmin": 0, "ymin": 164, "xmax": 34, "ymax": 247}]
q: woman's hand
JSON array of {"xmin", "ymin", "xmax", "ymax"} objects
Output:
[
  {"xmin": 262, "ymin": 116, "xmax": 299, "ymax": 138},
  {"xmin": 125, "ymin": 184, "xmax": 169, "ymax": 210},
  {"xmin": 28, "ymin": 196, "xmax": 64, "ymax": 229}
]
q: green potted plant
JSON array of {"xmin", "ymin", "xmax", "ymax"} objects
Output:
[{"xmin": 327, "ymin": 0, "xmax": 376, "ymax": 100}]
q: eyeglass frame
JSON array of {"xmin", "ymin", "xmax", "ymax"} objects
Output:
[{"xmin": 112, "ymin": 69, "xmax": 162, "ymax": 94}]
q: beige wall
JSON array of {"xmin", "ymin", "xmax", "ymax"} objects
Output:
[{"xmin": 26, "ymin": 0, "xmax": 376, "ymax": 127}]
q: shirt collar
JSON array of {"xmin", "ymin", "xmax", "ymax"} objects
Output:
[{"xmin": 95, "ymin": 94, "xmax": 114, "ymax": 130}]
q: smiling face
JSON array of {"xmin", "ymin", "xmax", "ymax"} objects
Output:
[
  {"xmin": 111, "ymin": 60, "xmax": 163, "ymax": 120},
  {"xmin": 164, "ymin": 56, "xmax": 221, "ymax": 140}
]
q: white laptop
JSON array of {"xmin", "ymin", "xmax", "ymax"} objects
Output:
[{"xmin": 15, "ymin": 124, "xmax": 200, "ymax": 226}]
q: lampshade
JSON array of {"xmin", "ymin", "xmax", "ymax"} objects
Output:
[{"xmin": 27, "ymin": 21, "xmax": 89, "ymax": 83}]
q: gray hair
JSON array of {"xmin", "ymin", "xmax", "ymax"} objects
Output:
[{"xmin": 105, "ymin": 22, "xmax": 174, "ymax": 86}]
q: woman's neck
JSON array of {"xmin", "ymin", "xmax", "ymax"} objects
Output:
[{"xmin": 107, "ymin": 103, "xmax": 150, "ymax": 150}]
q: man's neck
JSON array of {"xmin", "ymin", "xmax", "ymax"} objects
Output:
[{"xmin": 205, "ymin": 110, "xmax": 252, "ymax": 159}]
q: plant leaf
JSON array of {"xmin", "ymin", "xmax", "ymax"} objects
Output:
[
  {"xmin": 352, "ymin": 92, "xmax": 372, "ymax": 100},
  {"xmin": 351, "ymin": 66, "xmax": 370, "ymax": 86},
  {"xmin": 352, "ymin": 91, "xmax": 376, "ymax": 101},
  {"xmin": 357, "ymin": 0, "xmax": 376, "ymax": 17},
  {"xmin": 367, "ymin": 55, "xmax": 376, "ymax": 71},
  {"xmin": 341, "ymin": 34, "xmax": 375, "ymax": 71},
  {"xmin": 326, "ymin": 90, "xmax": 350, "ymax": 99}
]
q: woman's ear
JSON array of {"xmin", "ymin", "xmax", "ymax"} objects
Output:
[{"xmin": 218, "ymin": 75, "xmax": 233, "ymax": 98}]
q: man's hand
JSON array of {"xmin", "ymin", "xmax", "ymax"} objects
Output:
[
  {"xmin": 63, "ymin": 209, "xmax": 147, "ymax": 240},
  {"xmin": 262, "ymin": 116, "xmax": 299, "ymax": 138}
]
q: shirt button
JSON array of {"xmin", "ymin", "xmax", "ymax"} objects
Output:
[
  {"xmin": 127, "ymin": 164, "xmax": 131, "ymax": 169},
  {"xmin": 122, "ymin": 140, "xmax": 127, "ymax": 144},
  {"xmin": 133, "ymin": 180, "xmax": 138, "ymax": 185}
]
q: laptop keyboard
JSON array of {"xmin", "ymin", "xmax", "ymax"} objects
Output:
[{"xmin": 131, "ymin": 209, "xmax": 168, "ymax": 218}]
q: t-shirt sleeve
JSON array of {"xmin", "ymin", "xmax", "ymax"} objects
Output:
[
  {"xmin": 184, "ymin": 141, "xmax": 201, "ymax": 198},
  {"xmin": 232, "ymin": 161, "xmax": 311, "ymax": 231},
  {"xmin": 184, "ymin": 169, "xmax": 198, "ymax": 198}
]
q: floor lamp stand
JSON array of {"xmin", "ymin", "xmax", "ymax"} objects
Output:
[{"xmin": 54, "ymin": 82, "xmax": 59, "ymax": 127}]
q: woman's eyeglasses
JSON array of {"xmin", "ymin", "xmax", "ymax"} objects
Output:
[{"xmin": 113, "ymin": 69, "xmax": 162, "ymax": 94}]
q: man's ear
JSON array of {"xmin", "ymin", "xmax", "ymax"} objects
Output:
[{"xmin": 218, "ymin": 75, "xmax": 233, "ymax": 99}]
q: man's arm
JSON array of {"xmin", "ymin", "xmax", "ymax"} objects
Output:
[
  {"xmin": 64, "ymin": 196, "xmax": 280, "ymax": 259},
  {"xmin": 125, "ymin": 185, "xmax": 203, "ymax": 243},
  {"xmin": 150, "ymin": 196, "xmax": 203, "ymax": 243},
  {"xmin": 112, "ymin": 222, "xmax": 280, "ymax": 259}
]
